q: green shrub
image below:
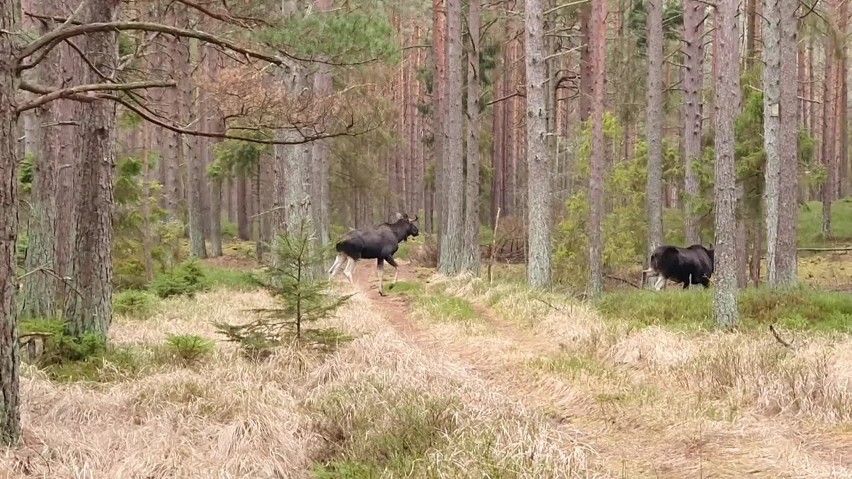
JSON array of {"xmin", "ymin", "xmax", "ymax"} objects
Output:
[
  {"xmin": 113, "ymin": 289, "xmax": 159, "ymax": 318},
  {"xmin": 114, "ymin": 259, "xmax": 149, "ymax": 290},
  {"xmin": 151, "ymin": 259, "xmax": 209, "ymax": 298},
  {"xmin": 221, "ymin": 221, "xmax": 238, "ymax": 239},
  {"xmin": 165, "ymin": 334, "xmax": 215, "ymax": 365},
  {"xmin": 19, "ymin": 318, "xmax": 107, "ymax": 364}
]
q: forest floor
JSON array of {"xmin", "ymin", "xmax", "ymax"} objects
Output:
[{"xmin": 1, "ymin": 248, "xmax": 850, "ymax": 478}]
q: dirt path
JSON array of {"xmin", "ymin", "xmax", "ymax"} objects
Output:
[{"xmin": 346, "ymin": 260, "xmax": 852, "ymax": 479}]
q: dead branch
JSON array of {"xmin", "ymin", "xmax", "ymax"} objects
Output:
[
  {"xmin": 605, "ymin": 274, "xmax": 641, "ymax": 289},
  {"xmin": 19, "ymin": 21, "xmax": 288, "ymax": 68},
  {"xmin": 488, "ymin": 207, "xmax": 501, "ymax": 285},
  {"xmin": 769, "ymin": 324, "xmax": 793, "ymax": 349},
  {"xmin": 171, "ymin": 0, "xmax": 270, "ymax": 28},
  {"xmin": 797, "ymin": 246, "xmax": 852, "ymax": 252},
  {"xmin": 107, "ymin": 93, "xmax": 371, "ymax": 145},
  {"xmin": 16, "ymin": 80, "xmax": 176, "ymax": 113}
]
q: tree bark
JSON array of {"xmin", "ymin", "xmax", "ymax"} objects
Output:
[
  {"xmin": 683, "ymin": 0, "xmax": 704, "ymax": 245},
  {"xmin": 438, "ymin": 0, "xmax": 464, "ymax": 275},
  {"xmin": 63, "ymin": 0, "xmax": 120, "ymax": 339},
  {"xmin": 769, "ymin": 0, "xmax": 799, "ymax": 285},
  {"xmin": 462, "ymin": 0, "xmax": 481, "ymax": 274},
  {"xmin": 524, "ymin": 0, "xmax": 552, "ymax": 288},
  {"xmin": 236, "ymin": 173, "xmax": 250, "ymax": 239},
  {"xmin": 588, "ymin": 0, "xmax": 607, "ymax": 296},
  {"xmin": 311, "ymin": 10, "xmax": 332, "ymax": 250},
  {"xmin": 822, "ymin": 6, "xmax": 837, "ymax": 239},
  {"xmin": 645, "ymin": 0, "xmax": 664, "ymax": 259},
  {"xmin": 579, "ymin": 2, "xmax": 592, "ymax": 122},
  {"xmin": 19, "ymin": 0, "xmax": 60, "ymax": 319},
  {"xmin": 432, "ymin": 0, "xmax": 447, "ymax": 244},
  {"xmin": 713, "ymin": 0, "xmax": 741, "ymax": 328},
  {"xmin": 763, "ymin": 0, "xmax": 782, "ymax": 282},
  {"xmin": 179, "ymin": 10, "xmax": 207, "ymax": 259},
  {"xmin": 0, "ymin": 0, "xmax": 22, "ymax": 446}
]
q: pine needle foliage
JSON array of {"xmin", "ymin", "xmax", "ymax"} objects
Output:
[{"xmin": 214, "ymin": 216, "xmax": 352, "ymax": 354}]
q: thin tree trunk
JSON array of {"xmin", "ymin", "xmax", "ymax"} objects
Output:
[
  {"xmin": 141, "ymin": 125, "xmax": 155, "ymax": 282},
  {"xmin": 236, "ymin": 173, "xmax": 250, "ymax": 239},
  {"xmin": 588, "ymin": 0, "xmax": 607, "ymax": 296},
  {"xmin": 822, "ymin": 7, "xmax": 837, "ymax": 239},
  {"xmin": 0, "ymin": 0, "xmax": 22, "ymax": 445},
  {"xmin": 180, "ymin": 11, "xmax": 207, "ymax": 259},
  {"xmin": 63, "ymin": 0, "xmax": 120, "ymax": 338},
  {"xmin": 713, "ymin": 0, "xmax": 741, "ymax": 328},
  {"xmin": 579, "ymin": 2, "xmax": 592, "ymax": 122},
  {"xmin": 463, "ymin": 0, "xmax": 482, "ymax": 274},
  {"xmin": 439, "ymin": 0, "xmax": 464, "ymax": 275},
  {"xmin": 646, "ymin": 0, "xmax": 664, "ymax": 259}
]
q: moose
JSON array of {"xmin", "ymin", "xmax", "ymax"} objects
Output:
[
  {"xmin": 642, "ymin": 244, "xmax": 715, "ymax": 290},
  {"xmin": 328, "ymin": 213, "xmax": 419, "ymax": 296}
]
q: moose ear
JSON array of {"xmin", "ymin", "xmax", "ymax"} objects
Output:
[{"xmin": 394, "ymin": 212, "xmax": 404, "ymax": 221}]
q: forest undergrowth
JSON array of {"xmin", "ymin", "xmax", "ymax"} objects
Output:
[{"xmin": 1, "ymin": 248, "xmax": 850, "ymax": 478}]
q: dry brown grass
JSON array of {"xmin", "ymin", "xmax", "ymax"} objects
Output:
[
  {"xmin": 0, "ymin": 285, "xmax": 607, "ymax": 478},
  {"xmin": 420, "ymin": 275, "xmax": 852, "ymax": 477}
]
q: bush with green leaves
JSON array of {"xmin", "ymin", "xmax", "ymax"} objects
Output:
[
  {"xmin": 151, "ymin": 259, "xmax": 209, "ymax": 298},
  {"xmin": 113, "ymin": 152, "xmax": 183, "ymax": 289},
  {"xmin": 215, "ymin": 216, "xmax": 352, "ymax": 354},
  {"xmin": 554, "ymin": 113, "xmax": 681, "ymax": 288},
  {"xmin": 165, "ymin": 334, "xmax": 215, "ymax": 365}
]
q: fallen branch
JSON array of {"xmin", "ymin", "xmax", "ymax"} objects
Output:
[
  {"xmin": 769, "ymin": 324, "xmax": 793, "ymax": 349},
  {"xmin": 605, "ymin": 274, "xmax": 641, "ymax": 289},
  {"xmin": 796, "ymin": 246, "xmax": 852, "ymax": 252}
]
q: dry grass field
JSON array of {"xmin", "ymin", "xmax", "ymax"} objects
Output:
[{"xmin": 0, "ymin": 243, "xmax": 850, "ymax": 478}]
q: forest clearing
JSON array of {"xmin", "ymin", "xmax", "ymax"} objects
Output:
[{"xmin": 1, "ymin": 225, "xmax": 850, "ymax": 478}]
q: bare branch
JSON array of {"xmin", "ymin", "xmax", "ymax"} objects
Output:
[
  {"xmin": 19, "ymin": 21, "xmax": 288, "ymax": 67},
  {"xmin": 171, "ymin": 0, "xmax": 270, "ymax": 28},
  {"xmin": 106, "ymin": 93, "xmax": 374, "ymax": 145},
  {"xmin": 16, "ymin": 80, "xmax": 176, "ymax": 113}
]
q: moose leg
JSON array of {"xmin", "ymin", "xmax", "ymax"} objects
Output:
[
  {"xmin": 328, "ymin": 253, "xmax": 345, "ymax": 277},
  {"xmin": 343, "ymin": 257, "xmax": 356, "ymax": 285},
  {"xmin": 654, "ymin": 276, "xmax": 666, "ymax": 291},
  {"xmin": 384, "ymin": 255, "xmax": 400, "ymax": 290},
  {"xmin": 377, "ymin": 258, "xmax": 386, "ymax": 296}
]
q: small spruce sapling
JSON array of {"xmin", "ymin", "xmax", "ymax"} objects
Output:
[{"xmin": 214, "ymin": 215, "xmax": 352, "ymax": 351}]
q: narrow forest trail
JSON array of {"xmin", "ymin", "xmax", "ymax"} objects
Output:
[{"xmin": 346, "ymin": 260, "xmax": 852, "ymax": 479}]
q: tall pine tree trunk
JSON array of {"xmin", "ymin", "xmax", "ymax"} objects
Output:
[
  {"xmin": 524, "ymin": 0, "xmax": 552, "ymax": 288},
  {"xmin": 180, "ymin": 11, "xmax": 207, "ymax": 259},
  {"xmin": 822, "ymin": 8, "xmax": 837, "ymax": 239},
  {"xmin": 462, "ymin": 0, "xmax": 481, "ymax": 274},
  {"xmin": 763, "ymin": 0, "xmax": 782, "ymax": 282},
  {"xmin": 432, "ymin": 0, "xmax": 447, "ymax": 244},
  {"xmin": 439, "ymin": 0, "xmax": 464, "ymax": 275},
  {"xmin": 771, "ymin": 0, "xmax": 800, "ymax": 285},
  {"xmin": 683, "ymin": 0, "xmax": 704, "ymax": 245},
  {"xmin": 0, "ymin": 0, "xmax": 22, "ymax": 445},
  {"xmin": 713, "ymin": 0, "xmax": 741, "ymax": 328},
  {"xmin": 64, "ymin": 0, "xmax": 120, "ymax": 338},
  {"xmin": 588, "ymin": 0, "xmax": 607, "ymax": 296},
  {"xmin": 19, "ymin": 0, "xmax": 60, "ymax": 319},
  {"xmin": 645, "ymin": 0, "xmax": 664, "ymax": 258}
]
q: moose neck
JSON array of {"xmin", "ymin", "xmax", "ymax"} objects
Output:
[{"xmin": 388, "ymin": 220, "xmax": 410, "ymax": 242}]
